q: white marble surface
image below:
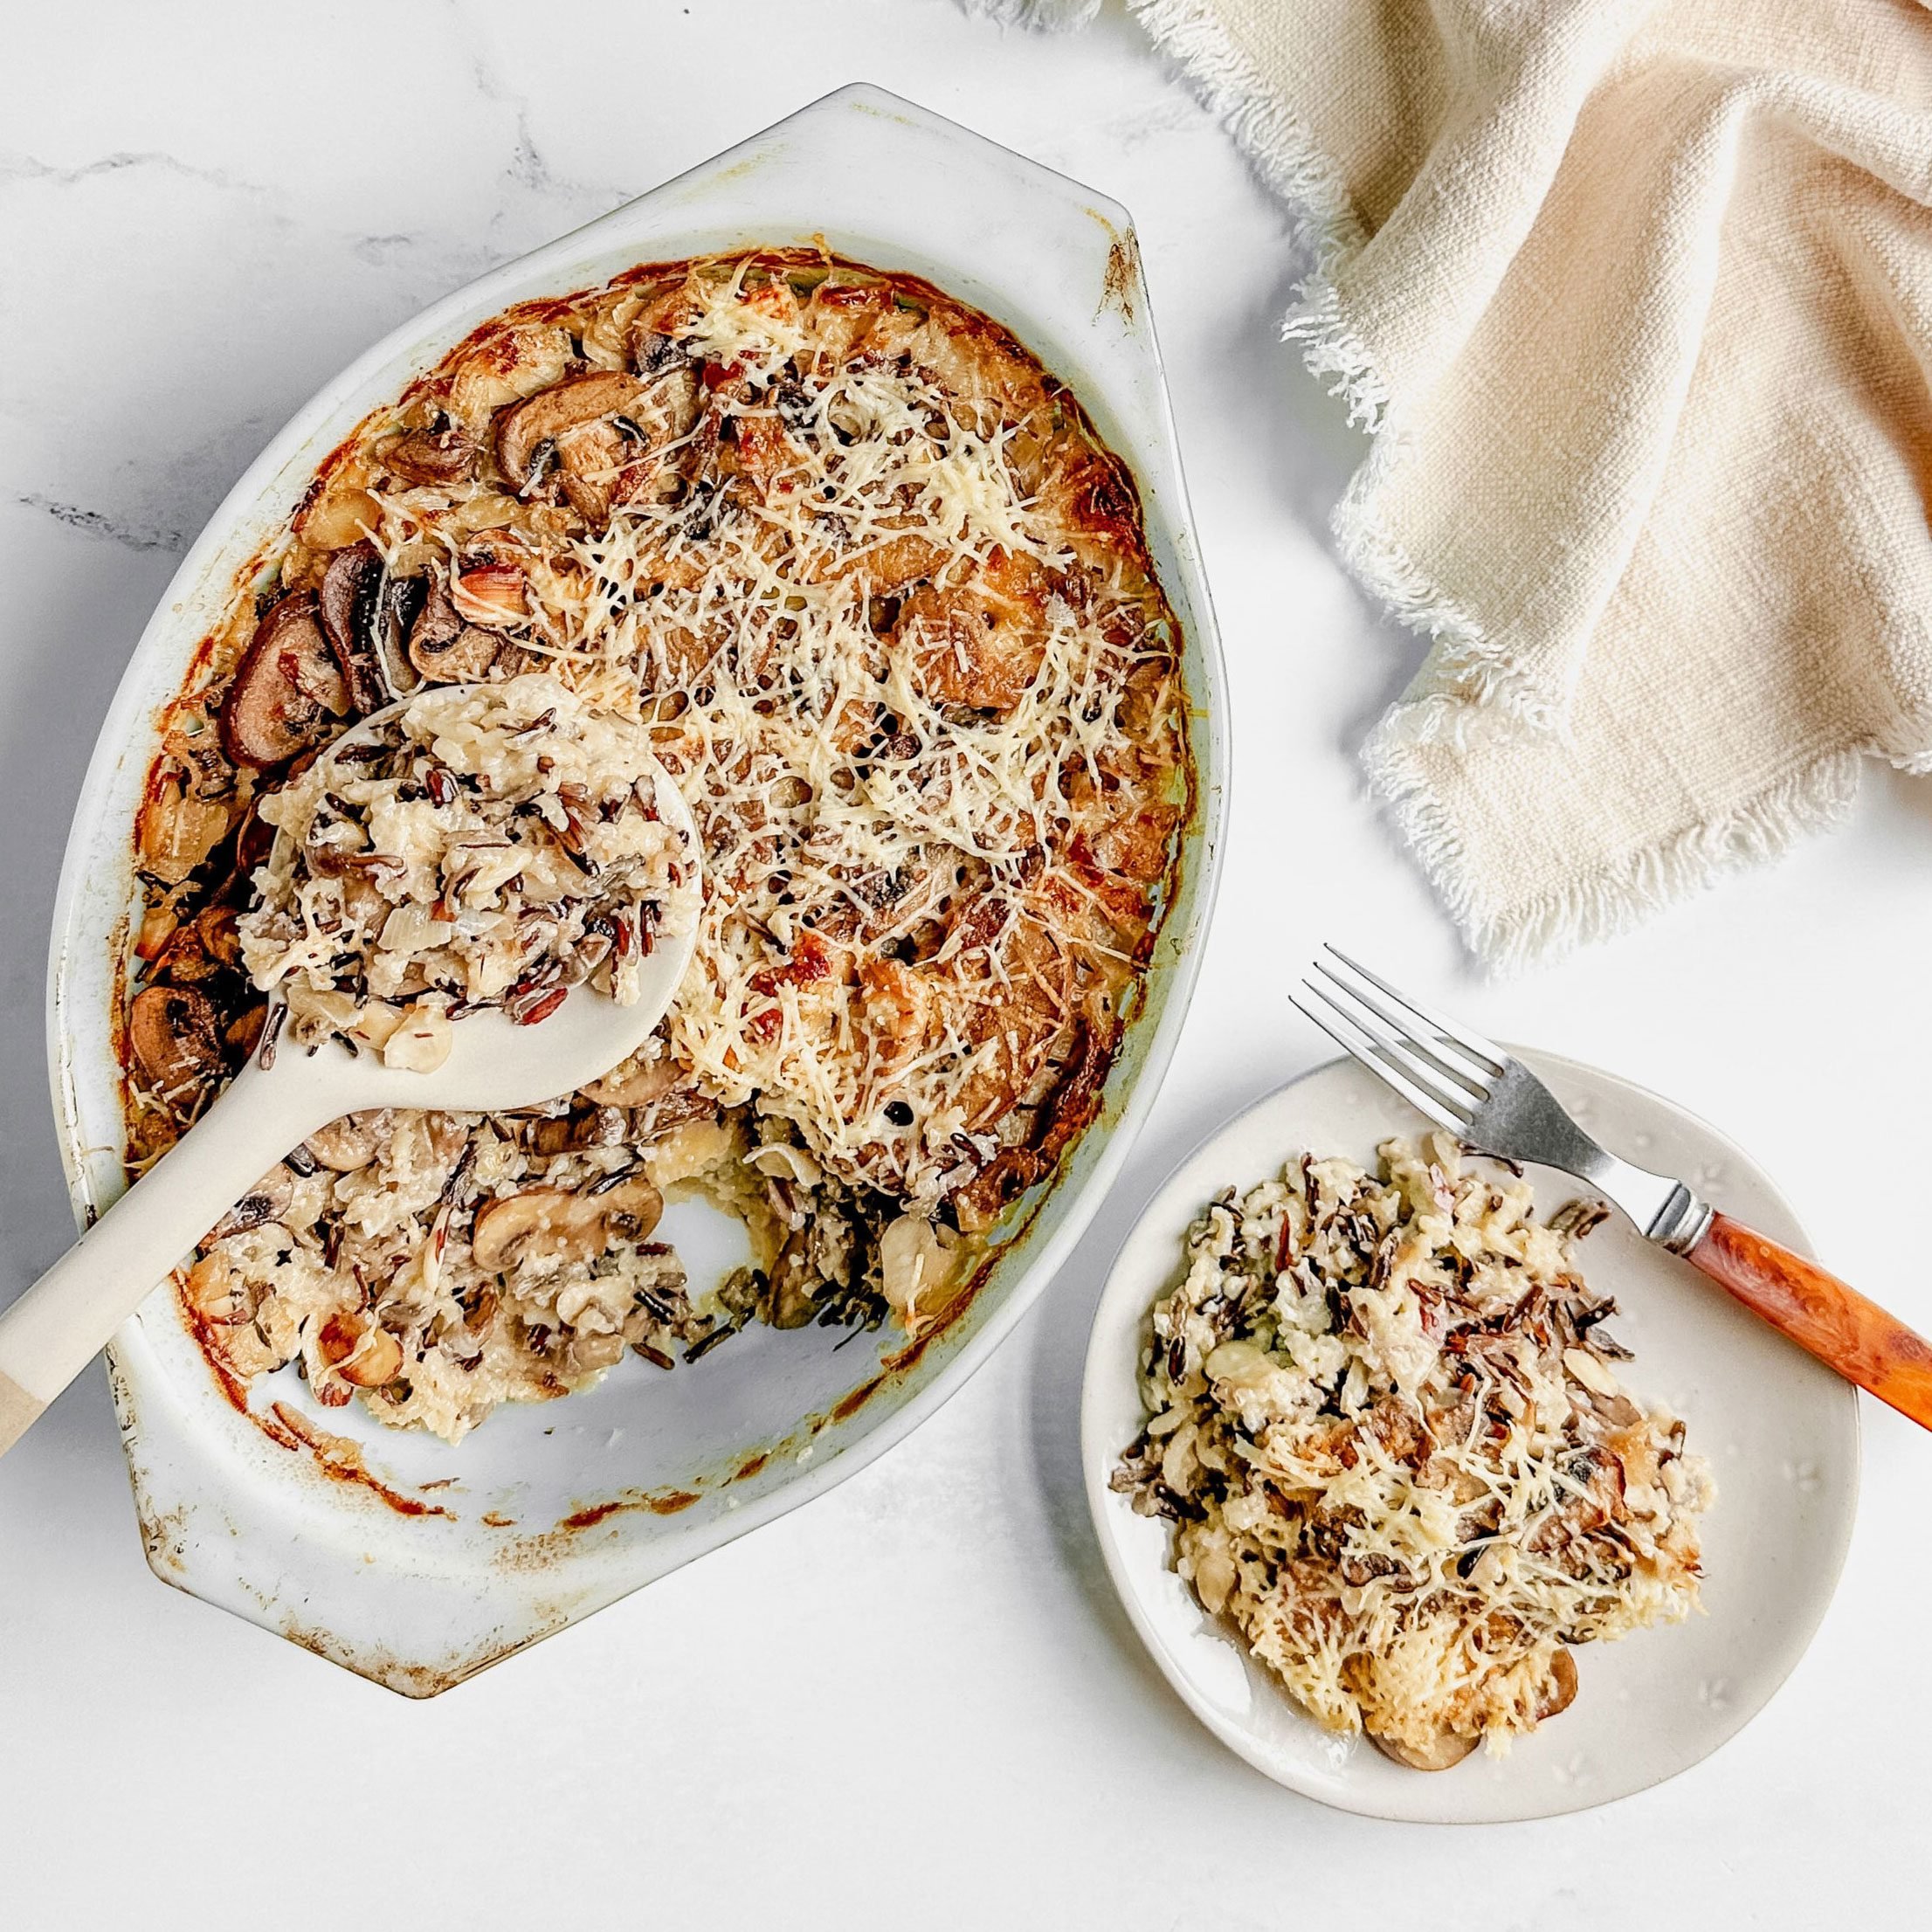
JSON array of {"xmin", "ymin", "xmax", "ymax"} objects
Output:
[{"xmin": 2, "ymin": 2, "xmax": 1928, "ymax": 1923}]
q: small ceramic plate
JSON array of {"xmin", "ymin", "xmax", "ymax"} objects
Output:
[{"xmin": 1081, "ymin": 1051, "xmax": 1860, "ymax": 1823}]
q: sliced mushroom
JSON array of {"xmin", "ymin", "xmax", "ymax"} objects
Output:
[
  {"xmin": 152, "ymin": 927, "xmax": 215, "ymax": 986},
  {"xmin": 553, "ymin": 359, "xmax": 701, "ymax": 521},
  {"xmin": 224, "ymin": 1004, "xmax": 268, "ymax": 1059},
  {"xmin": 314, "ymin": 544, "xmax": 372, "ymax": 638},
  {"xmin": 595, "ymin": 1175, "xmax": 667, "ymax": 1240},
  {"xmin": 1588, "ymin": 1388, "xmax": 1643, "ymax": 1429},
  {"xmin": 128, "ymin": 983, "xmax": 223, "ymax": 1109},
  {"xmin": 950, "ymin": 1145, "xmax": 1043, "ymax": 1235},
  {"xmin": 1368, "ymin": 1729, "xmax": 1479, "ymax": 1772},
  {"xmin": 376, "ymin": 575, "xmax": 428, "ymax": 695},
  {"xmin": 583, "ymin": 1049, "xmax": 680, "ymax": 1107},
  {"xmin": 628, "ymin": 323, "xmax": 686, "ymax": 373},
  {"xmin": 452, "ymin": 562, "xmax": 528, "ymax": 630},
  {"xmin": 383, "ymin": 425, "xmax": 476, "ymax": 485},
  {"xmin": 317, "ymin": 1312, "xmax": 404, "ymax": 1389},
  {"xmin": 495, "ymin": 371, "xmax": 646, "ymax": 494},
  {"xmin": 422, "ymin": 1111, "xmax": 473, "ymax": 1169},
  {"xmin": 194, "ymin": 797, "xmax": 277, "ymax": 912},
  {"xmin": 1030, "ymin": 1013, "xmax": 1116, "ymax": 1170},
  {"xmin": 319, "ymin": 542, "xmax": 431, "ymax": 708},
  {"xmin": 467, "ymin": 1187, "xmax": 568, "ymax": 1270},
  {"xmin": 553, "ymin": 419, "xmax": 628, "ymax": 524},
  {"xmin": 1535, "ymin": 1647, "xmax": 1579, "ymax": 1722},
  {"xmin": 470, "ymin": 1174, "xmax": 664, "ymax": 1273},
  {"xmin": 305, "ymin": 1111, "xmax": 385, "ymax": 1172},
  {"xmin": 896, "ymin": 549, "xmax": 1052, "ymax": 714},
  {"xmin": 196, "ymin": 903, "xmax": 244, "ymax": 971},
  {"xmin": 764, "ymin": 1232, "xmax": 818, "ymax": 1329},
  {"xmin": 1338, "ymin": 1550, "xmax": 1401, "ymax": 1587},
  {"xmin": 210, "ymin": 1165, "xmax": 295, "ymax": 1240},
  {"xmin": 153, "ymin": 902, "xmax": 241, "ymax": 985},
  {"xmin": 620, "ymin": 355, "xmax": 701, "ymax": 475},
  {"xmin": 634, "ymin": 1089, "xmax": 719, "ymax": 1142},
  {"xmin": 318, "ymin": 542, "xmax": 388, "ymax": 714},
  {"xmin": 407, "ymin": 579, "xmax": 500, "ymax": 684},
  {"xmin": 218, "ymin": 593, "xmax": 350, "ymax": 768},
  {"xmin": 521, "ymin": 1105, "xmax": 630, "ymax": 1157}
]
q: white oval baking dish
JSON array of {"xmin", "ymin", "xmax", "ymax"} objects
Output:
[{"xmin": 45, "ymin": 82, "xmax": 1228, "ymax": 1694}]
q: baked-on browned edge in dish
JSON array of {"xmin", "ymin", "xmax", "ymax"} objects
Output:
[{"xmin": 121, "ymin": 247, "xmax": 1191, "ymax": 1442}]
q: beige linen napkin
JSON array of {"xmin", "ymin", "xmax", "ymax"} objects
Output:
[{"xmin": 987, "ymin": 0, "xmax": 1932, "ymax": 966}]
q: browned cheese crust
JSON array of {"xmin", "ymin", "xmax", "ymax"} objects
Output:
[{"xmin": 122, "ymin": 250, "xmax": 1190, "ymax": 1440}]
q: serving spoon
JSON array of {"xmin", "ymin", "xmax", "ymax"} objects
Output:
[{"xmin": 0, "ymin": 692, "xmax": 702, "ymax": 1457}]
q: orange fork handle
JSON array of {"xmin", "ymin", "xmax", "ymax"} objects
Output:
[{"xmin": 1687, "ymin": 1211, "xmax": 1932, "ymax": 1431}]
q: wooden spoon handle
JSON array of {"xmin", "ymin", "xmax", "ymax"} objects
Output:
[{"xmin": 1687, "ymin": 1211, "xmax": 1932, "ymax": 1431}]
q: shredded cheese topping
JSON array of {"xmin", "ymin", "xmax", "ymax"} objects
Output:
[
  {"xmin": 121, "ymin": 250, "xmax": 1189, "ymax": 1439},
  {"xmin": 1114, "ymin": 1135, "xmax": 1713, "ymax": 1759},
  {"xmin": 350, "ymin": 256, "xmax": 1185, "ymax": 1206}
]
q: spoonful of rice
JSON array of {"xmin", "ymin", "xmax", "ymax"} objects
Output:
[{"xmin": 0, "ymin": 675, "xmax": 701, "ymax": 1454}]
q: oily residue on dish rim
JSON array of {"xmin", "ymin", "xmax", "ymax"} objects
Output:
[
  {"xmin": 559, "ymin": 1489, "xmax": 700, "ymax": 1532},
  {"xmin": 1099, "ymin": 224, "xmax": 1142, "ymax": 325},
  {"xmin": 266, "ymin": 1402, "xmax": 452, "ymax": 1518}
]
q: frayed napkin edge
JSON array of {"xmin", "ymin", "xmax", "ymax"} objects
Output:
[
  {"xmin": 1363, "ymin": 736, "xmax": 1863, "ymax": 974},
  {"xmin": 1124, "ymin": 0, "xmax": 1877, "ymax": 967},
  {"xmin": 964, "ymin": 0, "xmax": 1872, "ymax": 967}
]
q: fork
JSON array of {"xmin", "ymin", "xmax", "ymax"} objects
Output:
[{"xmin": 1294, "ymin": 946, "xmax": 1932, "ymax": 1432}]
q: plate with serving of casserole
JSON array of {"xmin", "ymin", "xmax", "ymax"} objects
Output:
[{"xmin": 1083, "ymin": 1052, "xmax": 1857, "ymax": 1822}]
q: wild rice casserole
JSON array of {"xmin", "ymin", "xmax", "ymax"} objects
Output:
[
  {"xmin": 238, "ymin": 674, "xmax": 698, "ymax": 1071},
  {"xmin": 1113, "ymin": 1135, "xmax": 1712, "ymax": 1765},
  {"xmin": 125, "ymin": 249, "xmax": 1190, "ymax": 1441}
]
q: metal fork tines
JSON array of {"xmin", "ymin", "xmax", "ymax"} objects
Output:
[{"xmin": 1291, "ymin": 947, "xmax": 1713, "ymax": 1256}]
